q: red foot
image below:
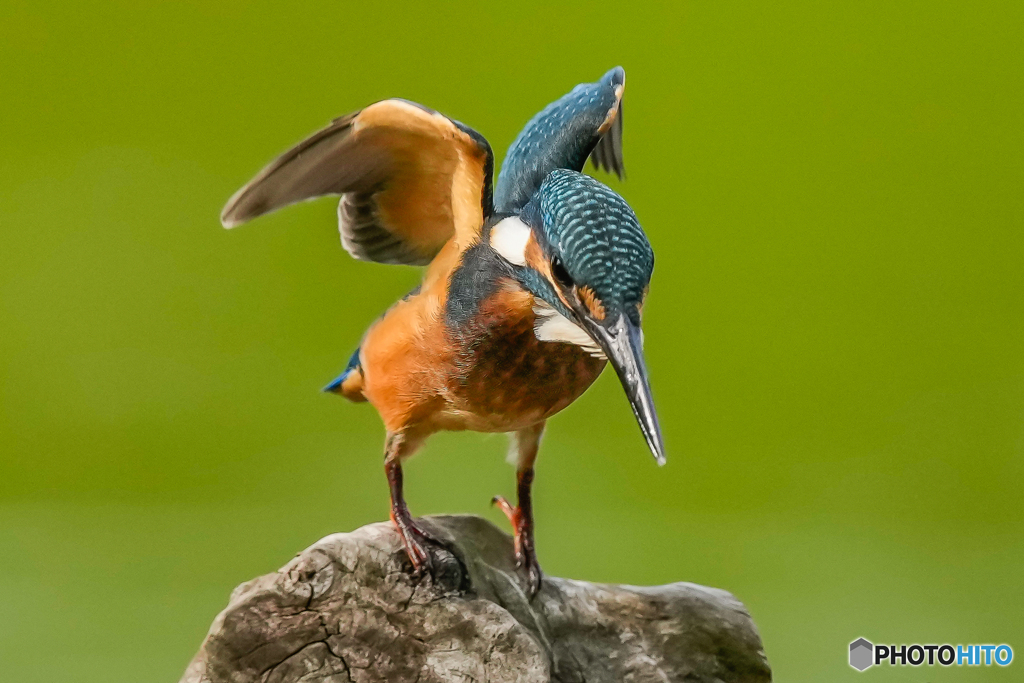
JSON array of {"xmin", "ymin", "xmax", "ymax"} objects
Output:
[{"xmin": 492, "ymin": 495, "xmax": 542, "ymax": 597}]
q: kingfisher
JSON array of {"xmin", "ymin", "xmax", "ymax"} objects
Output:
[{"xmin": 220, "ymin": 67, "xmax": 663, "ymax": 595}]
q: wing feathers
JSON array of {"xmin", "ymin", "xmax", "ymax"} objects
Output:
[
  {"xmin": 590, "ymin": 99, "xmax": 624, "ymax": 178},
  {"xmin": 220, "ymin": 114, "xmax": 370, "ymax": 228},
  {"xmin": 220, "ymin": 99, "xmax": 494, "ymax": 266},
  {"xmin": 494, "ymin": 66, "xmax": 627, "ymax": 213}
]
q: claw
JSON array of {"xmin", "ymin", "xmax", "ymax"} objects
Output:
[
  {"xmin": 524, "ymin": 557, "xmax": 542, "ymax": 597},
  {"xmin": 491, "ymin": 494, "xmax": 543, "ymax": 597},
  {"xmin": 390, "ymin": 513, "xmax": 439, "ymax": 576}
]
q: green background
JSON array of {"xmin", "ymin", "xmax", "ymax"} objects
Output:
[{"xmin": 2, "ymin": 1, "xmax": 1021, "ymax": 680}]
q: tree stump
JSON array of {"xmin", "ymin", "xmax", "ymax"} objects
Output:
[{"xmin": 180, "ymin": 514, "xmax": 771, "ymax": 682}]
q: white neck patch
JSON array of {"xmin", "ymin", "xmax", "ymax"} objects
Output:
[
  {"xmin": 489, "ymin": 216, "xmax": 531, "ymax": 266},
  {"xmin": 533, "ymin": 298, "xmax": 606, "ymax": 359}
]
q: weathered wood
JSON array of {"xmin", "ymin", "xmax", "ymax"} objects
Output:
[{"xmin": 181, "ymin": 515, "xmax": 771, "ymax": 683}]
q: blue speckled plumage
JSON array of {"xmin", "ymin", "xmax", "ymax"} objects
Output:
[
  {"xmin": 522, "ymin": 169, "xmax": 653, "ymax": 324},
  {"xmin": 494, "ymin": 66, "xmax": 624, "ymax": 213}
]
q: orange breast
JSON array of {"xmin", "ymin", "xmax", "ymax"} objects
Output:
[
  {"xmin": 358, "ymin": 249, "xmax": 605, "ymax": 436},
  {"xmin": 440, "ymin": 282, "xmax": 606, "ymax": 432},
  {"xmin": 357, "ymin": 286, "xmax": 449, "ymax": 434}
]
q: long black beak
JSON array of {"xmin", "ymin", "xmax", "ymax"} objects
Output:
[{"xmin": 582, "ymin": 313, "xmax": 665, "ymax": 465}]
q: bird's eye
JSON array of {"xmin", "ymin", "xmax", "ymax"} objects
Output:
[{"xmin": 550, "ymin": 257, "xmax": 573, "ymax": 288}]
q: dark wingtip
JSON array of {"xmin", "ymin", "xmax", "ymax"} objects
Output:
[
  {"xmin": 220, "ymin": 206, "xmax": 241, "ymax": 229},
  {"xmin": 220, "ymin": 187, "xmax": 259, "ymax": 229}
]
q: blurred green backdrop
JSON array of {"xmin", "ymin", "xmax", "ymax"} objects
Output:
[{"xmin": 1, "ymin": 1, "xmax": 1022, "ymax": 680}]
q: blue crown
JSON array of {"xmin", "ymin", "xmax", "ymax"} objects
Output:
[{"xmin": 530, "ymin": 169, "xmax": 653, "ymax": 321}]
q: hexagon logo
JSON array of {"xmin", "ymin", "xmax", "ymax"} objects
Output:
[{"xmin": 849, "ymin": 638, "xmax": 874, "ymax": 671}]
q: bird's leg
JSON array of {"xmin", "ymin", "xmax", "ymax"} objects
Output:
[
  {"xmin": 492, "ymin": 422, "xmax": 544, "ymax": 596},
  {"xmin": 384, "ymin": 431, "xmax": 437, "ymax": 575},
  {"xmin": 492, "ymin": 467, "xmax": 539, "ymax": 592}
]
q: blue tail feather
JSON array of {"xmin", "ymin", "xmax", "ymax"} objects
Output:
[{"xmin": 323, "ymin": 347, "xmax": 361, "ymax": 393}]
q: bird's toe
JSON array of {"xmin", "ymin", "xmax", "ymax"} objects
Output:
[{"xmin": 521, "ymin": 549, "xmax": 543, "ymax": 598}]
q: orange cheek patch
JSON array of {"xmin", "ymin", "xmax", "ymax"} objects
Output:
[
  {"xmin": 523, "ymin": 237, "xmax": 548, "ymax": 276},
  {"xmin": 577, "ymin": 285, "xmax": 606, "ymax": 321},
  {"xmin": 523, "ymin": 239, "xmax": 575, "ymax": 310}
]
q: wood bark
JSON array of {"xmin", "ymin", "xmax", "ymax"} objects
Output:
[{"xmin": 180, "ymin": 514, "xmax": 771, "ymax": 683}]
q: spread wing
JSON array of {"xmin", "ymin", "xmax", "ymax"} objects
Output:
[
  {"xmin": 493, "ymin": 66, "xmax": 625, "ymax": 214},
  {"xmin": 221, "ymin": 99, "xmax": 494, "ymax": 266}
]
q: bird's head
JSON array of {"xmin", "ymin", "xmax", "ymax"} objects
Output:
[{"xmin": 489, "ymin": 169, "xmax": 664, "ymax": 464}]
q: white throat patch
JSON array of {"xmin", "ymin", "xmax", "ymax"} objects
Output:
[
  {"xmin": 489, "ymin": 216, "xmax": 531, "ymax": 266},
  {"xmin": 533, "ymin": 299, "xmax": 606, "ymax": 359}
]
